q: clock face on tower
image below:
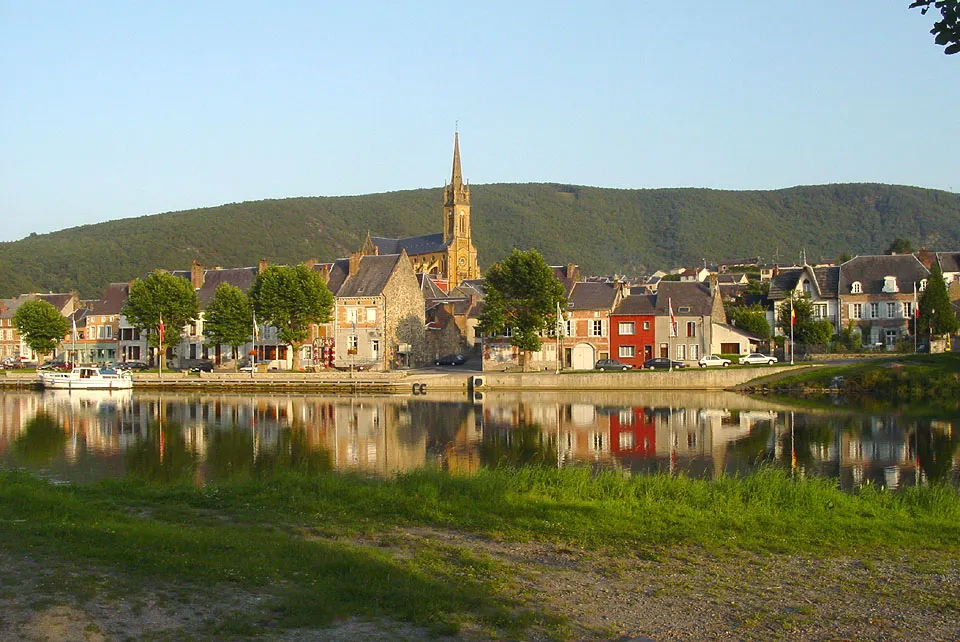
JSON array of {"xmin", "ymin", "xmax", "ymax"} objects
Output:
[{"xmin": 458, "ymin": 257, "xmax": 467, "ymax": 267}]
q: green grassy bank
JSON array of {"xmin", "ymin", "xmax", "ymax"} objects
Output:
[{"xmin": 1, "ymin": 467, "xmax": 959, "ymax": 637}]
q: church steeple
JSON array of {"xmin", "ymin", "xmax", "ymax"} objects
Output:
[{"xmin": 443, "ymin": 132, "xmax": 470, "ymax": 242}]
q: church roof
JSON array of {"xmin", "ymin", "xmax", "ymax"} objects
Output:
[{"xmin": 370, "ymin": 233, "xmax": 447, "ymax": 257}]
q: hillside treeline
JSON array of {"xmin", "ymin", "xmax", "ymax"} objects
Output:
[{"xmin": 2, "ymin": 182, "xmax": 959, "ymax": 299}]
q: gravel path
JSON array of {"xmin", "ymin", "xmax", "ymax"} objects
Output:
[{"xmin": 2, "ymin": 530, "xmax": 958, "ymax": 641}]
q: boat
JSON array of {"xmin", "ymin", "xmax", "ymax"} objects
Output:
[{"xmin": 38, "ymin": 365, "xmax": 134, "ymax": 390}]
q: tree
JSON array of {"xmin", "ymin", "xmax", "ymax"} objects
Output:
[
  {"xmin": 728, "ymin": 304, "xmax": 771, "ymax": 340},
  {"xmin": 249, "ymin": 264, "xmax": 334, "ymax": 371},
  {"xmin": 12, "ymin": 300, "xmax": 70, "ymax": 361},
  {"xmin": 918, "ymin": 262, "xmax": 959, "ymax": 338},
  {"xmin": 477, "ymin": 249, "xmax": 566, "ymax": 370},
  {"xmin": 122, "ymin": 271, "xmax": 200, "ymax": 369},
  {"xmin": 203, "ymin": 283, "xmax": 253, "ymax": 367},
  {"xmin": 910, "ymin": 0, "xmax": 960, "ymax": 55},
  {"xmin": 885, "ymin": 238, "xmax": 914, "ymax": 255},
  {"xmin": 776, "ymin": 295, "xmax": 834, "ymax": 345}
]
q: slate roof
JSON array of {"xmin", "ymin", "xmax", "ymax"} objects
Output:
[
  {"xmin": 612, "ymin": 294, "xmax": 656, "ymax": 316},
  {"xmin": 0, "ymin": 293, "xmax": 75, "ymax": 318},
  {"xmin": 767, "ymin": 266, "xmax": 839, "ymax": 300},
  {"xmin": 371, "ymin": 233, "xmax": 447, "ymax": 256},
  {"xmin": 937, "ymin": 252, "xmax": 960, "ymax": 274},
  {"xmin": 767, "ymin": 268, "xmax": 803, "ymax": 300},
  {"xmin": 38, "ymin": 293, "xmax": 75, "ymax": 313},
  {"xmin": 652, "ymin": 281, "xmax": 713, "ymax": 316},
  {"xmin": 334, "ymin": 254, "xmax": 403, "ymax": 298},
  {"xmin": 838, "ymin": 255, "xmax": 929, "ymax": 295},
  {"xmin": 196, "ymin": 267, "xmax": 259, "ymax": 306},
  {"xmin": 450, "ymin": 279, "xmax": 485, "ymax": 299},
  {"xmin": 417, "ymin": 273, "xmax": 448, "ymax": 300},
  {"xmin": 91, "ymin": 283, "xmax": 130, "ymax": 315},
  {"xmin": 812, "ymin": 266, "xmax": 840, "ymax": 298},
  {"xmin": 567, "ymin": 281, "xmax": 619, "ymax": 311}
]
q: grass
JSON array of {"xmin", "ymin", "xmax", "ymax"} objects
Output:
[{"xmin": 1, "ymin": 466, "xmax": 959, "ymax": 637}]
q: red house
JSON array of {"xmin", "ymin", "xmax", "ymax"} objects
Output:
[{"xmin": 610, "ymin": 294, "xmax": 657, "ymax": 368}]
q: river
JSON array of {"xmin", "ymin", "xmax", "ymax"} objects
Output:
[{"xmin": 1, "ymin": 389, "xmax": 958, "ymax": 489}]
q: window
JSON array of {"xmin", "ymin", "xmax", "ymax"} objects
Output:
[
  {"xmin": 676, "ymin": 344, "xmax": 686, "ymax": 360},
  {"xmin": 347, "ymin": 335, "xmax": 358, "ymax": 350},
  {"xmin": 618, "ymin": 410, "xmax": 634, "ymax": 426},
  {"xmin": 503, "ymin": 327, "xmax": 513, "ymax": 338},
  {"xmin": 851, "ymin": 303, "xmax": 862, "ymax": 319},
  {"xmin": 678, "ymin": 306, "xmax": 691, "ymax": 313},
  {"xmin": 851, "ymin": 281, "xmax": 862, "ymax": 294},
  {"xmin": 589, "ymin": 320, "xmax": 604, "ymax": 337},
  {"xmin": 346, "ymin": 308, "xmax": 358, "ymax": 323},
  {"xmin": 919, "ymin": 279, "xmax": 928, "ymax": 291},
  {"xmin": 619, "ymin": 345, "xmax": 635, "ymax": 358},
  {"xmin": 813, "ymin": 303, "xmax": 827, "ymax": 319},
  {"xmin": 618, "ymin": 321, "xmax": 635, "ymax": 335},
  {"xmin": 690, "ymin": 344, "xmax": 700, "ymax": 360},
  {"xmin": 565, "ymin": 319, "xmax": 574, "ymax": 337},
  {"xmin": 686, "ymin": 321, "xmax": 696, "ymax": 337},
  {"xmin": 366, "ymin": 307, "xmax": 377, "ymax": 323},
  {"xmin": 903, "ymin": 302, "xmax": 913, "ymax": 318},
  {"xmin": 870, "ymin": 302, "xmax": 879, "ymax": 319},
  {"xmin": 619, "ymin": 432, "xmax": 636, "ymax": 450},
  {"xmin": 642, "ymin": 321, "xmax": 650, "ymax": 330},
  {"xmin": 886, "ymin": 302, "xmax": 897, "ymax": 318},
  {"xmin": 591, "ymin": 433, "xmax": 605, "ymax": 452}
]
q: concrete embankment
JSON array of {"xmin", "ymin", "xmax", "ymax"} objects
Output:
[{"xmin": 0, "ymin": 365, "xmax": 811, "ymax": 393}]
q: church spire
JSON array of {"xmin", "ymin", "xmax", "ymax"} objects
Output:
[{"xmin": 450, "ymin": 131, "xmax": 463, "ymax": 192}]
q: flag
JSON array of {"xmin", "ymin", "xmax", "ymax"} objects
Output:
[
  {"xmin": 253, "ymin": 312, "xmax": 259, "ymax": 341},
  {"xmin": 790, "ymin": 301, "xmax": 796, "ymax": 326},
  {"xmin": 71, "ymin": 316, "xmax": 77, "ymax": 341},
  {"xmin": 158, "ymin": 313, "xmax": 165, "ymax": 344},
  {"xmin": 668, "ymin": 298, "xmax": 676, "ymax": 337}
]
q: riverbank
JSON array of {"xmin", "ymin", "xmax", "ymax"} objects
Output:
[
  {"xmin": 0, "ymin": 363, "xmax": 810, "ymax": 393},
  {"xmin": 1, "ymin": 467, "xmax": 958, "ymax": 640}
]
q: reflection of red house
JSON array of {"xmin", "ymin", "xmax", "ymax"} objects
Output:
[
  {"xmin": 609, "ymin": 407, "xmax": 656, "ymax": 456},
  {"xmin": 610, "ymin": 295, "xmax": 657, "ymax": 369}
]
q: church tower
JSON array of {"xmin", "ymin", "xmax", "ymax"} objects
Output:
[
  {"xmin": 443, "ymin": 132, "xmax": 471, "ymax": 243},
  {"xmin": 442, "ymin": 132, "xmax": 479, "ymax": 290}
]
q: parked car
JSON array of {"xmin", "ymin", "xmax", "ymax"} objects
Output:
[
  {"xmin": 698, "ymin": 355, "xmax": 731, "ymax": 368},
  {"xmin": 740, "ymin": 353, "xmax": 778, "ymax": 366},
  {"xmin": 594, "ymin": 358, "xmax": 633, "ymax": 371},
  {"xmin": 435, "ymin": 354, "xmax": 466, "ymax": 366},
  {"xmin": 119, "ymin": 361, "xmax": 150, "ymax": 371},
  {"xmin": 189, "ymin": 360, "xmax": 214, "ymax": 373},
  {"xmin": 642, "ymin": 357, "xmax": 687, "ymax": 370}
]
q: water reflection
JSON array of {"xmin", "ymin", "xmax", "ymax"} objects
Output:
[{"xmin": 0, "ymin": 389, "xmax": 957, "ymax": 489}]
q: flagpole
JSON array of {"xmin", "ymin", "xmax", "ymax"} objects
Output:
[
  {"xmin": 158, "ymin": 314, "xmax": 163, "ymax": 380},
  {"xmin": 914, "ymin": 282, "xmax": 918, "ymax": 354},
  {"xmin": 790, "ymin": 296, "xmax": 795, "ymax": 365},
  {"xmin": 251, "ymin": 312, "xmax": 257, "ymax": 378}
]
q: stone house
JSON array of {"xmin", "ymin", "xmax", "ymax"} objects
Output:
[
  {"xmin": 0, "ymin": 292, "xmax": 79, "ymax": 362},
  {"xmin": 838, "ymin": 255, "xmax": 929, "ymax": 349},
  {"xmin": 653, "ymin": 281, "xmax": 726, "ymax": 364},
  {"xmin": 767, "ymin": 264, "xmax": 841, "ymax": 338}
]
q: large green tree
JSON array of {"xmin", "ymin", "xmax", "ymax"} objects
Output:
[
  {"xmin": 249, "ymin": 264, "xmax": 334, "ymax": 371},
  {"xmin": 728, "ymin": 304, "xmax": 771, "ymax": 340},
  {"xmin": 910, "ymin": 0, "xmax": 960, "ymax": 55},
  {"xmin": 885, "ymin": 237, "xmax": 914, "ymax": 255},
  {"xmin": 203, "ymin": 283, "xmax": 253, "ymax": 367},
  {"xmin": 918, "ymin": 262, "xmax": 959, "ymax": 339},
  {"xmin": 12, "ymin": 299, "xmax": 70, "ymax": 362},
  {"xmin": 776, "ymin": 295, "xmax": 834, "ymax": 345},
  {"xmin": 478, "ymin": 249, "xmax": 566, "ymax": 370},
  {"xmin": 122, "ymin": 271, "xmax": 200, "ymax": 369}
]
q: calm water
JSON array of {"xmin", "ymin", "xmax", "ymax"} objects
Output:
[{"xmin": 1, "ymin": 389, "xmax": 958, "ymax": 489}]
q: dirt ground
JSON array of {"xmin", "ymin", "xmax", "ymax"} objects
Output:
[{"xmin": 2, "ymin": 529, "xmax": 959, "ymax": 641}]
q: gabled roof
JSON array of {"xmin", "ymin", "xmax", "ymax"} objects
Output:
[
  {"xmin": 334, "ymin": 254, "xmax": 404, "ymax": 298},
  {"xmin": 612, "ymin": 294, "xmax": 656, "ymax": 316},
  {"xmin": 371, "ymin": 233, "xmax": 447, "ymax": 256},
  {"xmin": 839, "ymin": 255, "xmax": 929, "ymax": 295},
  {"xmin": 767, "ymin": 267, "xmax": 803, "ymax": 300},
  {"xmin": 653, "ymin": 281, "xmax": 713, "ymax": 316},
  {"xmin": 767, "ymin": 265, "xmax": 839, "ymax": 301},
  {"xmin": 417, "ymin": 273, "xmax": 449, "ymax": 299},
  {"xmin": 450, "ymin": 279, "xmax": 485, "ymax": 299},
  {"xmin": 196, "ymin": 267, "xmax": 259, "ymax": 306},
  {"xmin": 38, "ymin": 293, "xmax": 75, "ymax": 313},
  {"xmin": 0, "ymin": 292, "xmax": 75, "ymax": 318},
  {"xmin": 567, "ymin": 281, "xmax": 619, "ymax": 311},
  {"xmin": 937, "ymin": 252, "xmax": 960, "ymax": 274},
  {"xmin": 91, "ymin": 283, "xmax": 130, "ymax": 315}
]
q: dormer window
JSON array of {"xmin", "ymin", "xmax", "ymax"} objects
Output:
[
  {"xmin": 920, "ymin": 279, "xmax": 928, "ymax": 291},
  {"xmin": 851, "ymin": 281, "xmax": 862, "ymax": 294},
  {"xmin": 881, "ymin": 276, "xmax": 898, "ymax": 294},
  {"xmin": 801, "ymin": 279, "xmax": 811, "ymax": 295}
]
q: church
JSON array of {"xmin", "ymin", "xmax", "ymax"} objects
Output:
[{"xmin": 361, "ymin": 133, "xmax": 481, "ymax": 291}]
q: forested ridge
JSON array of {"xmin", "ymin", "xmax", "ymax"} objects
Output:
[{"xmin": 2, "ymin": 182, "xmax": 959, "ymax": 299}]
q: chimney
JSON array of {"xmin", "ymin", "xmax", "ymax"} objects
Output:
[
  {"xmin": 349, "ymin": 252, "xmax": 362, "ymax": 276},
  {"xmin": 917, "ymin": 248, "xmax": 934, "ymax": 269},
  {"xmin": 315, "ymin": 263, "xmax": 331, "ymax": 284},
  {"xmin": 566, "ymin": 263, "xmax": 577, "ymax": 280},
  {"xmin": 303, "ymin": 257, "xmax": 318, "ymax": 270},
  {"xmin": 773, "ymin": 265, "xmax": 780, "ymax": 277},
  {"xmin": 190, "ymin": 260, "xmax": 204, "ymax": 290},
  {"xmin": 258, "ymin": 259, "xmax": 269, "ymax": 274}
]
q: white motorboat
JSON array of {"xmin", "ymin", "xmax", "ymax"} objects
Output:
[{"xmin": 38, "ymin": 366, "xmax": 134, "ymax": 390}]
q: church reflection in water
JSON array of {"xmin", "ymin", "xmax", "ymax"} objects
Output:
[{"xmin": 0, "ymin": 389, "xmax": 957, "ymax": 489}]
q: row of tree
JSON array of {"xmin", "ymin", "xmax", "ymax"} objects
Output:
[{"xmin": 13, "ymin": 265, "xmax": 334, "ymax": 370}]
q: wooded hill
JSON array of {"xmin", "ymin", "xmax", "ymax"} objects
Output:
[{"xmin": 2, "ymin": 182, "xmax": 959, "ymax": 299}]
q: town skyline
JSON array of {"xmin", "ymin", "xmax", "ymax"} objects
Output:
[{"xmin": 2, "ymin": 2, "xmax": 958, "ymax": 243}]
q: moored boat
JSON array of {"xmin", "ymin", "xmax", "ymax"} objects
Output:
[{"xmin": 38, "ymin": 366, "xmax": 134, "ymax": 390}]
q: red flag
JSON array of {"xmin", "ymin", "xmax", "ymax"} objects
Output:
[
  {"xmin": 158, "ymin": 313, "xmax": 165, "ymax": 344},
  {"xmin": 790, "ymin": 303, "xmax": 796, "ymax": 326},
  {"xmin": 915, "ymin": 305, "xmax": 920, "ymax": 319}
]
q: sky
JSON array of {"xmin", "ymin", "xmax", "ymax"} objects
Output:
[{"xmin": 2, "ymin": 1, "xmax": 958, "ymax": 243}]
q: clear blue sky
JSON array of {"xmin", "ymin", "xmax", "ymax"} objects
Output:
[{"xmin": 2, "ymin": 1, "xmax": 957, "ymax": 242}]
